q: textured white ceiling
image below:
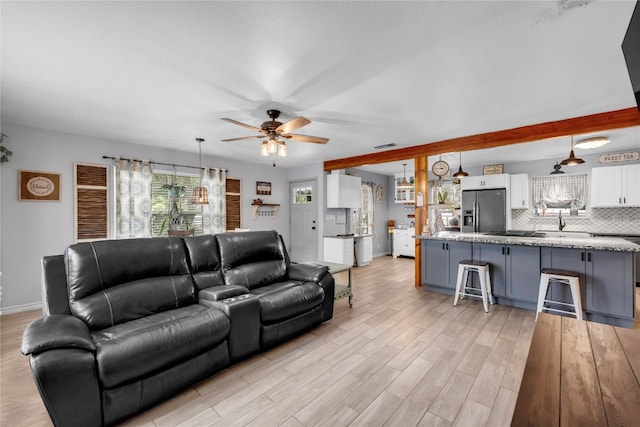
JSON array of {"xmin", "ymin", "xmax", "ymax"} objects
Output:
[{"xmin": 1, "ymin": 1, "xmax": 638, "ymax": 173}]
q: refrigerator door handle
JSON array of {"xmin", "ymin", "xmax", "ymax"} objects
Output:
[{"xmin": 474, "ymin": 202, "xmax": 479, "ymax": 232}]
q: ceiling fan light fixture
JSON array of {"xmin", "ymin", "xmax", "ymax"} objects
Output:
[
  {"xmin": 452, "ymin": 152, "xmax": 469, "ymax": 178},
  {"xmin": 277, "ymin": 140, "xmax": 287, "ymax": 157},
  {"xmin": 267, "ymin": 137, "xmax": 278, "ymax": 154},
  {"xmin": 191, "ymin": 138, "xmax": 209, "ymax": 205},
  {"xmin": 560, "ymin": 136, "xmax": 585, "ymax": 166},
  {"xmin": 574, "ymin": 136, "xmax": 610, "ymax": 149},
  {"xmin": 260, "ymin": 141, "xmax": 269, "ymax": 156}
]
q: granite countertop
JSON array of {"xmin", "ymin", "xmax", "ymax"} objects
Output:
[
  {"xmin": 417, "ymin": 231, "xmax": 640, "ymax": 252},
  {"xmin": 324, "ymin": 234, "xmax": 373, "ymax": 239}
]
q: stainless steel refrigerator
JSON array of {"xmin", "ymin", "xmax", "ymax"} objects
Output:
[{"xmin": 461, "ymin": 188, "xmax": 507, "ymax": 233}]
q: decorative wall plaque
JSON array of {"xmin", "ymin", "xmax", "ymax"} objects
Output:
[
  {"xmin": 19, "ymin": 170, "xmax": 61, "ymax": 201},
  {"xmin": 483, "ymin": 164, "xmax": 504, "ymax": 175},
  {"xmin": 256, "ymin": 181, "xmax": 271, "ymax": 195},
  {"xmin": 599, "ymin": 152, "xmax": 639, "ymax": 163}
]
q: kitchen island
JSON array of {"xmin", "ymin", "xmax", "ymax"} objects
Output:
[{"xmin": 419, "ymin": 232, "xmax": 639, "ymax": 327}]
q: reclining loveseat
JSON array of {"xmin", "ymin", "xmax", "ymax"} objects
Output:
[{"xmin": 21, "ymin": 230, "xmax": 334, "ymax": 427}]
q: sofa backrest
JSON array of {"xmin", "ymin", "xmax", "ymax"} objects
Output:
[
  {"xmin": 65, "ymin": 237, "xmax": 194, "ymax": 330},
  {"xmin": 42, "ymin": 255, "xmax": 71, "ymax": 316},
  {"xmin": 183, "ymin": 234, "xmax": 225, "ymax": 291},
  {"xmin": 216, "ymin": 230, "xmax": 288, "ymax": 290}
]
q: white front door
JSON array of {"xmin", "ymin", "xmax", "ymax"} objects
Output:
[{"xmin": 289, "ymin": 179, "xmax": 317, "ymax": 262}]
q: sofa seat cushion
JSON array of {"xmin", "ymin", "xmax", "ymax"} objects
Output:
[
  {"xmin": 251, "ymin": 281, "xmax": 324, "ymax": 324},
  {"xmin": 92, "ymin": 305, "xmax": 230, "ymax": 389}
]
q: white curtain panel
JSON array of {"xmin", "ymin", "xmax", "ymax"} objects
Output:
[
  {"xmin": 532, "ymin": 174, "xmax": 588, "ymax": 209},
  {"xmin": 115, "ymin": 159, "xmax": 153, "ymax": 238},
  {"xmin": 202, "ymin": 167, "xmax": 226, "ymax": 234}
]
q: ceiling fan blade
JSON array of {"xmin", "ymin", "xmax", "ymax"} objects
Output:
[
  {"xmin": 221, "ymin": 135, "xmax": 263, "ymax": 142},
  {"xmin": 286, "ymin": 134, "xmax": 329, "ymax": 144},
  {"xmin": 276, "ymin": 116, "xmax": 311, "ymax": 134},
  {"xmin": 221, "ymin": 118, "xmax": 263, "ymax": 133}
]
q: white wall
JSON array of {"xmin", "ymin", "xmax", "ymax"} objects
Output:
[{"xmin": 0, "ymin": 124, "xmax": 290, "ymax": 313}]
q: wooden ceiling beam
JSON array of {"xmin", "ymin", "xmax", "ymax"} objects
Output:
[{"xmin": 323, "ymin": 107, "xmax": 640, "ymax": 171}]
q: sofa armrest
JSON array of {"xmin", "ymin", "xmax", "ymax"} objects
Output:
[
  {"xmin": 22, "ymin": 315, "xmax": 95, "ymax": 355},
  {"xmin": 22, "ymin": 316, "xmax": 102, "ymax": 427},
  {"xmin": 199, "ymin": 284, "xmax": 250, "ymax": 303},
  {"xmin": 290, "ymin": 263, "xmax": 335, "ymax": 322},
  {"xmin": 288, "ymin": 263, "xmax": 330, "ymax": 283}
]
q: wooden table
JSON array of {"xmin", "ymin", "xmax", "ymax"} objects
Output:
[
  {"xmin": 512, "ymin": 313, "xmax": 640, "ymax": 426},
  {"xmin": 305, "ymin": 261, "xmax": 353, "ymax": 307}
]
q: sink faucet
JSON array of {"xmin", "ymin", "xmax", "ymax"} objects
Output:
[{"xmin": 559, "ymin": 212, "xmax": 566, "ymax": 231}]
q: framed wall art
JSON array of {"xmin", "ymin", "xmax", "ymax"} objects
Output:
[
  {"xmin": 19, "ymin": 170, "xmax": 61, "ymax": 201},
  {"xmin": 483, "ymin": 164, "xmax": 504, "ymax": 175},
  {"xmin": 256, "ymin": 181, "xmax": 271, "ymax": 195}
]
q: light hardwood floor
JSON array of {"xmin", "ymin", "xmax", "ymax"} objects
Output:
[{"xmin": 2, "ymin": 256, "xmax": 637, "ymax": 426}]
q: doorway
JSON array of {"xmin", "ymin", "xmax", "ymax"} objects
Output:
[{"xmin": 289, "ymin": 178, "xmax": 318, "ymax": 262}]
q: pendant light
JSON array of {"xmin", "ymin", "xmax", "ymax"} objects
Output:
[
  {"xmin": 560, "ymin": 135, "xmax": 585, "ymax": 166},
  {"xmin": 191, "ymin": 138, "xmax": 209, "ymax": 204},
  {"xmin": 550, "ymin": 162, "xmax": 565, "ymax": 174},
  {"xmin": 398, "ymin": 163, "xmax": 412, "ymax": 188},
  {"xmin": 453, "ymin": 152, "xmax": 469, "ymax": 178}
]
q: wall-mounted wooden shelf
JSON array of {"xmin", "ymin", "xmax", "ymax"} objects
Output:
[{"xmin": 251, "ymin": 203, "xmax": 280, "ymax": 219}]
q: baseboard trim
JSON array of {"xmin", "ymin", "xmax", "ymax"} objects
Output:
[{"xmin": 0, "ymin": 302, "xmax": 42, "ymax": 316}]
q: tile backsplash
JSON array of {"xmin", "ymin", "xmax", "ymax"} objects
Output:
[{"xmin": 511, "ymin": 207, "xmax": 640, "ymax": 234}]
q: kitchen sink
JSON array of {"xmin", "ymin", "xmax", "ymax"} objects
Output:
[
  {"xmin": 538, "ymin": 231, "xmax": 591, "ymax": 238},
  {"xmin": 485, "ymin": 230, "xmax": 547, "ymax": 238}
]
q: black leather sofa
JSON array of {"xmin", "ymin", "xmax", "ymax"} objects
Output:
[{"xmin": 21, "ymin": 230, "xmax": 334, "ymax": 427}]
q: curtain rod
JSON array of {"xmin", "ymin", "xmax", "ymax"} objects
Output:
[{"xmin": 102, "ymin": 156, "xmax": 228, "ymax": 172}]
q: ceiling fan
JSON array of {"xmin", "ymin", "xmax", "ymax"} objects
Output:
[{"xmin": 220, "ymin": 109, "xmax": 329, "ymax": 145}]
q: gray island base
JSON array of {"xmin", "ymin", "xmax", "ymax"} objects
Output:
[{"xmin": 419, "ymin": 232, "xmax": 639, "ymax": 328}]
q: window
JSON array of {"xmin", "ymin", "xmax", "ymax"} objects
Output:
[
  {"xmin": 151, "ymin": 171, "xmax": 204, "ymax": 236},
  {"xmin": 293, "ymin": 184, "xmax": 313, "ymax": 204},
  {"xmin": 532, "ymin": 174, "xmax": 588, "ymax": 217},
  {"xmin": 360, "ymin": 184, "xmax": 374, "ymax": 235}
]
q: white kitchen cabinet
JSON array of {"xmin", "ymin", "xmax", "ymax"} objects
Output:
[
  {"xmin": 510, "ymin": 173, "xmax": 529, "ymax": 209},
  {"xmin": 393, "ymin": 228, "xmax": 415, "ymax": 258},
  {"xmin": 327, "ymin": 173, "xmax": 362, "ymax": 208},
  {"xmin": 591, "ymin": 164, "xmax": 640, "ymax": 207},
  {"xmin": 460, "ymin": 173, "xmax": 510, "ymax": 191},
  {"xmin": 323, "ymin": 237, "xmax": 354, "ymax": 265},
  {"xmin": 394, "ymin": 173, "xmax": 415, "ymax": 203},
  {"xmin": 354, "ymin": 235, "xmax": 373, "ymax": 266}
]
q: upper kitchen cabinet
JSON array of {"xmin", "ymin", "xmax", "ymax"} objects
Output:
[
  {"xmin": 510, "ymin": 173, "xmax": 529, "ymax": 209},
  {"xmin": 460, "ymin": 173, "xmax": 510, "ymax": 191},
  {"xmin": 327, "ymin": 173, "xmax": 362, "ymax": 208},
  {"xmin": 591, "ymin": 164, "xmax": 640, "ymax": 207},
  {"xmin": 394, "ymin": 172, "xmax": 414, "ymax": 203}
]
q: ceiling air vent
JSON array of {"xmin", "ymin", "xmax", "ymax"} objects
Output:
[{"xmin": 374, "ymin": 143, "xmax": 397, "ymax": 150}]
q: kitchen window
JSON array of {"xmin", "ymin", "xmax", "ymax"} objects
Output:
[
  {"xmin": 532, "ymin": 174, "xmax": 588, "ymax": 217},
  {"xmin": 359, "ymin": 184, "xmax": 374, "ymax": 235}
]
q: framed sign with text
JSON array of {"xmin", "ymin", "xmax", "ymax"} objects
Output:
[
  {"xmin": 19, "ymin": 170, "xmax": 61, "ymax": 201},
  {"xmin": 256, "ymin": 181, "xmax": 272, "ymax": 195},
  {"xmin": 483, "ymin": 164, "xmax": 504, "ymax": 175}
]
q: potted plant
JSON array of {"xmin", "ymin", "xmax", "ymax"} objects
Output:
[
  {"xmin": 159, "ymin": 196, "xmax": 194, "ymax": 235},
  {"xmin": 161, "ymin": 178, "xmax": 185, "ymax": 197},
  {"xmin": 0, "ymin": 133, "xmax": 12, "ymax": 163},
  {"xmin": 158, "ymin": 171, "xmax": 193, "ymax": 235},
  {"xmin": 437, "ymin": 187, "xmax": 450, "ymax": 204}
]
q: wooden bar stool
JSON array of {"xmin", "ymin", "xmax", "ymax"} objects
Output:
[
  {"xmin": 453, "ymin": 260, "xmax": 494, "ymax": 313},
  {"xmin": 535, "ymin": 268, "xmax": 582, "ymax": 321}
]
